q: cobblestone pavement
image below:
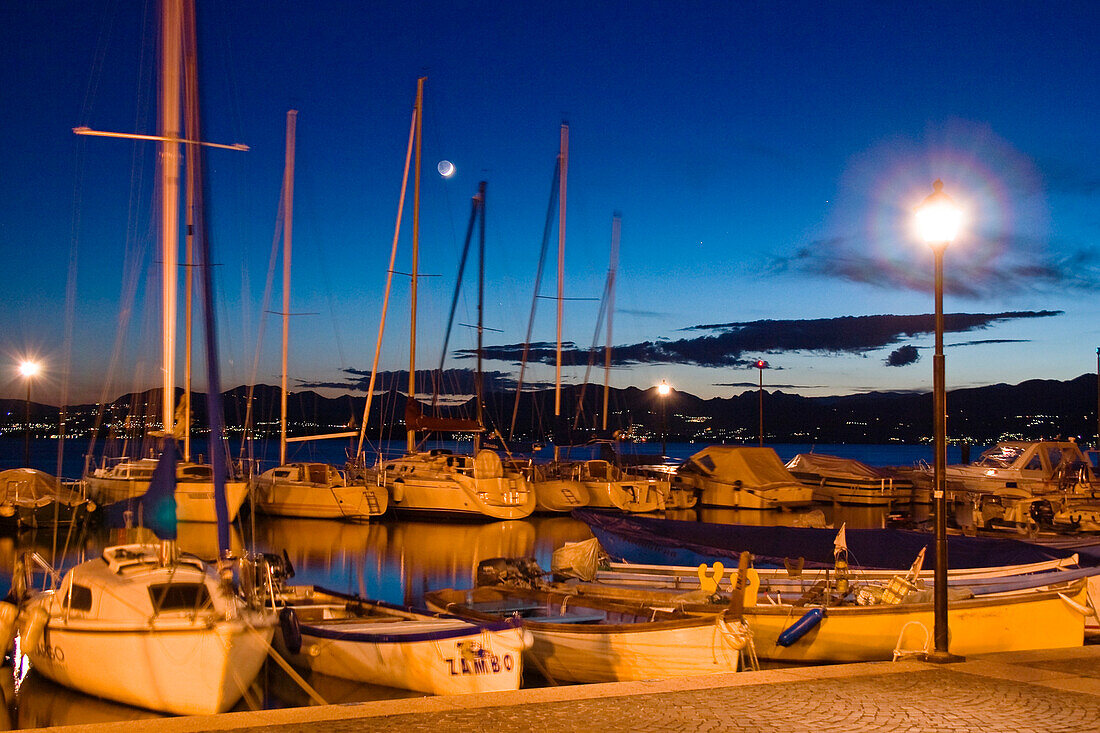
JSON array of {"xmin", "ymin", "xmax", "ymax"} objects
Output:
[
  {"xmin": 241, "ymin": 668, "xmax": 1100, "ymax": 733},
  {"xmin": 44, "ymin": 646, "xmax": 1100, "ymax": 733}
]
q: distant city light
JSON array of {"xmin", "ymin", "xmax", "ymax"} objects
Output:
[
  {"xmin": 19, "ymin": 360, "xmax": 40, "ymax": 378},
  {"xmin": 437, "ymin": 160, "xmax": 455, "ymax": 178}
]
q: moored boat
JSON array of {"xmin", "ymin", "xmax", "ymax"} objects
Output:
[
  {"xmin": 276, "ymin": 585, "xmax": 531, "ymax": 695},
  {"xmin": 15, "ymin": 543, "xmax": 276, "ymax": 715},
  {"xmin": 785, "ymin": 452, "xmax": 913, "ymax": 506},
  {"xmin": 379, "ymin": 449, "xmax": 536, "ymax": 520},
  {"xmin": 424, "ymin": 583, "xmax": 753, "ymax": 684},
  {"xmin": 676, "ymin": 447, "xmax": 814, "ymax": 510},
  {"xmin": 0, "ymin": 469, "xmax": 96, "ymax": 530},
  {"xmin": 253, "ymin": 462, "xmax": 387, "ymax": 520}
]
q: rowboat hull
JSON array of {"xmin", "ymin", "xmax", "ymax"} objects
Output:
[
  {"xmin": 424, "ymin": 587, "xmax": 748, "ymax": 684},
  {"xmin": 742, "ymin": 581, "xmax": 1089, "ymax": 663},
  {"xmin": 279, "ymin": 588, "xmax": 529, "ymax": 695}
]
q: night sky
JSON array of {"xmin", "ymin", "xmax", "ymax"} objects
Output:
[{"xmin": 3, "ymin": 2, "xmax": 1098, "ymax": 408}]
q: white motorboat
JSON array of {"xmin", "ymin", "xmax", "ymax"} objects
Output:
[
  {"xmin": 677, "ymin": 446, "xmax": 814, "ymax": 509},
  {"xmin": 785, "ymin": 452, "xmax": 914, "ymax": 506},
  {"xmin": 86, "ymin": 457, "xmax": 248, "ymax": 523},
  {"xmin": 945, "ymin": 440, "xmax": 1097, "ymax": 498},
  {"xmin": 276, "ymin": 586, "xmax": 531, "ymax": 695},
  {"xmin": 253, "ymin": 462, "xmax": 387, "ymax": 520},
  {"xmin": 15, "ymin": 544, "xmax": 275, "ymax": 715}
]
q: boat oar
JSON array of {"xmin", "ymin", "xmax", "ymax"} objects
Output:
[
  {"xmin": 727, "ymin": 551, "xmax": 751, "ymax": 621},
  {"xmin": 250, "ymin": 627, "xmax": 328, "ymax": 706}
]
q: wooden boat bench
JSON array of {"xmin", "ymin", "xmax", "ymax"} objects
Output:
[
  {"xmin": 525, "ymin": 610, "xmax": 607, "ymax": 624},
  {"xmin": 468, "ymin": 600, "xmax": 542, "ymax": 615}
]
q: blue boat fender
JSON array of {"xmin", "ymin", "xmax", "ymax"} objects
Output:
[
  {"xmin": 280, "ymin": 607, "xmax": 302, "ymax": 655},
  {"xmin": 776, "ymin": 607, "xmax": 824, "ymax": 647}
]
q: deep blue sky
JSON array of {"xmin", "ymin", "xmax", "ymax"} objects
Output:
[{"xmin": 2, "ymin": 2, "xmax": 1099, "ymax": 406}]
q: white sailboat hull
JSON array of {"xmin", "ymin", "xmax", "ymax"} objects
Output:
[
  {"xmin": 254, "ymin": 481, "xmax": 387, "ymax": 520},
  {"xmin": 531, "ymin": 478, "xmax": 590, "ymax": 513},
  {"xmin": 584, "ymin": 480, "xmax": 663, "ymax": 513},
  {"xmin": 21, "ymin": 618, "xmax": 274, "ymax": 715},
  {"xmin": 87, "ymin": 475, "xmax": 249, "ymax": 523}
]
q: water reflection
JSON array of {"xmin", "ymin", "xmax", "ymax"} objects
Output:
[{"xmin": 1, "ymin": 504, "xmax": 908, "ymax": 727}]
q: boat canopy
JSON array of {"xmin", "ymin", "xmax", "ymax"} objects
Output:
[
  {"xmin": 785, "ymin": 453, "xmax": 890, "ymax": 480},
  {"xmin": 679, "ymin": 446, "xmax": 802, "ymax": 488},
  {"xmin": 573, "ymin": 509, "xmax": 1099, "ymax": 570},
  {"xmin": 0, "ymin": 469, "xmax": 85, "ymax": 505}
]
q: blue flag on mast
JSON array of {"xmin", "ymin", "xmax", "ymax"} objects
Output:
[{"xmin": 140, "ymin": 437, "xmax": 178, "ymax": 540}]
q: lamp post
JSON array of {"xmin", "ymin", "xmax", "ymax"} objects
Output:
[
  {"xmin": 915, "ymin": 179, "xmax": 962, "ymax": 662},
  {"xmin": 755, "ymin": 359, "xmax": 768, "ymax": 446},
  {"xmin": 657, "ymin": 379, "xmax": 671, "ymax": 456},
  {"xmin": 19, "ymin": 360, "xmax": 41, "ymax": 468}
]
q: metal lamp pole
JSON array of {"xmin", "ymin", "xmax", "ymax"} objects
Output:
[
  {"xmin": 915, "ymin": 179, "xmax": 962, "ymax": 662},
  {"xmin": 19, "ymin": 360, "xmax": 40, "ymax": 468}
]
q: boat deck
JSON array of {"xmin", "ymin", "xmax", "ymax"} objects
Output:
[{"xmin": 51, "ymin": 643, "xmax": 1100, "ymax": 732}]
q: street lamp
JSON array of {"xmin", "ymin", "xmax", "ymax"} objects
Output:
[
  {"xmin": 19, "ymin": 360, "xmax": 41, "ymax": 468},
  {"xmin": 914, "ymin": 179, "xmax": 962, "ymax": 662},
  {"xmin": 656, "ymin": 380, "xmax": 671, "ymax": 455},
  {"xmin": 755, "ymin": 360, "xmax": 768, "ymax": 446}
]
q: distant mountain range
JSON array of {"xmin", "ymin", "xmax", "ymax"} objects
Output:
[{"xmin": 3, "ymin": 374, "xmax": 1098, "ymax": 446}]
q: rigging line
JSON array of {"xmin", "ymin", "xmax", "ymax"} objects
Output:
[
  {"xmin": 239, "ymin": 167, "xmax": 287, "ymax": 457},
  {"xmin": 509, "ymin": 158, "xmax": 560, "ymax": 441},
  {"xmin": 355, "ymin": 108, "xmax": 417, "ymax": 458},
  {"xmin": 77, "ymin": 0, "xmax": 120, "ymax": 125},
  {"xmin": 573, "ymin": 275, "xmax": 612, "ymax": 432},
  {"xmin": 435, "ymin": 188, "xmax": 481, "ymax": 409}
]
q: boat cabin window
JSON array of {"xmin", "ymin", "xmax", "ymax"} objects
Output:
[
  {"xmin": 975, "ymin": 446, "xmax": 1024, "ymax": 469},
  {"xmin": 148, "ymin": 583, "xmax": 212, "ymax": 613},
  {"xmin": 65, "ymin": 584, "xmax": 93, "ymax": 612},
  {"xmin": 179, "ymin": 465, "xmax": 213, "ymax": 479},
  {"xmin": 1024, "ymin": 453, "xmax": 1043, "ymax": 471},
  {"xmin": 273, "ymin": 469, "xmax": 292, "ymax": 479},
  {"xmin": 1046, "ymin": 448, "xmax": 1063, "ymax": 470}
]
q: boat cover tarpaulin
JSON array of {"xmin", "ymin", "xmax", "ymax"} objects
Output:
[
  {"xmin": 574, "ymin": 509, "xmax": 1096, "ymax": 570},
  {"xmin": 785, "ymin": 453, "xmax": 890, "ymax": 480},
  {"xmin": 680, "ymin": 446, "xmax": 803, "ymax": 489}
]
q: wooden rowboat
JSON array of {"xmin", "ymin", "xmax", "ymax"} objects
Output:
[{"xmin": 424, "ymin": 585, "xmax": 753, "ymax": 684}]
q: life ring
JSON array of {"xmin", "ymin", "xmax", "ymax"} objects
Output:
[{"xmin": 279, "ymin": 607, "xmax": 302, "ymax": 655}]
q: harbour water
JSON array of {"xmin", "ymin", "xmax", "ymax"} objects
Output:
[{"xmin": 0, "ymin": 438, "xmax": 979, "ymax": 727}]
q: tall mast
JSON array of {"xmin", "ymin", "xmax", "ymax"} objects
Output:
[
  {"xmin": 407, "ymin": 76, "xmax": 424, "ymax": 453},
  {"xmin": 554, "ymin": 123, "xmax": 568, "ymax": 418},
  {"xmin": 160, "ymin": 0, "xmax": 182, "ymax": 433},
  {"xmin": 603, "ymin": 213, "xmax": 620, "ymax": 432},
  {"xmin": 475, "ymin": 181, "xmax": 486, "ymax": 450},
  {"xmin": 279, "ymin": 110, "xmax": 298, "ymax": 466}
]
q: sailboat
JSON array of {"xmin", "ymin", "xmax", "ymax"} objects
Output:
[
  {"xmin": 366, "ymin": 79, "xmax": 533, "ymax": 520},
  {"xmin": 11, "ymin": 0, "xmax": 276, "ymax": 714},
  {"xmin": 250, "ymin": 110, "xmax": 387, "ymax": 521},
  {"xmin": 80, "ymin": 0, "xmax": 248, "ymax": 524}
]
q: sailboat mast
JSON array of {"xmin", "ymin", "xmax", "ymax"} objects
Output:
[
  {"xmin": 475, "ymin": 181, "xmax": 486, "ymax": 449},
  {"xmin": 279, "ymin": 110, "xmax": 298, "ymax": 467},
  {"xmin": 160, "ymin": 0, "xmax": 182, "ymax": 433},
  {"xmin": 554, "ymin": 123, "xmax": 568, "ymax": 418},
  {"xmin": 407, "ymin": 76, "xmax": 424, "ymax": 453},
  {"xmin": 603, "ymin": 214, "xmax": 620, "ymax": 432}
]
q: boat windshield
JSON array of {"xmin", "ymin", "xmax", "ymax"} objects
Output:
[{"xmin": 974, "ymin": 445, "xmax": 1026, "ymax": 468}]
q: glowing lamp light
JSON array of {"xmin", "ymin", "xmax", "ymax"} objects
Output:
[
  {"xmin": 914, "ymin": 179, "xmax": 962, "ymax": 246},
  {"xmin": 657, "ymin": 380, "xmax": 671, "ymax": 397},
  {"xmin": 755, "ymin": 360, "xmax": 767, "ymax": 370},
  {"xmin": 19, "ymin": 361, "xmax": 40, "ymax": 378},
  {"xmin": 437, "ymin": 160, "xmax": 456, "ymax": 178}
]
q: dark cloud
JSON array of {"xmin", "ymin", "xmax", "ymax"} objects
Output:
[
  {"xmin": 885, "ymin": 345, "xmax": 920, "ymax": 367},
  {"xmin": 471, "ymin": 311, "xmax": 1058, "ymax": 369},
  {"xmin": 297, "ymin": 369, "xmax": 549, "ymax": 394},
  {"xmin": 947, "ymin": 338, "xmax": 1029, "ymax": 348},
  {"xmin": 769, "ymin": 236, "xmax": 1100, "ymax": 299}
]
